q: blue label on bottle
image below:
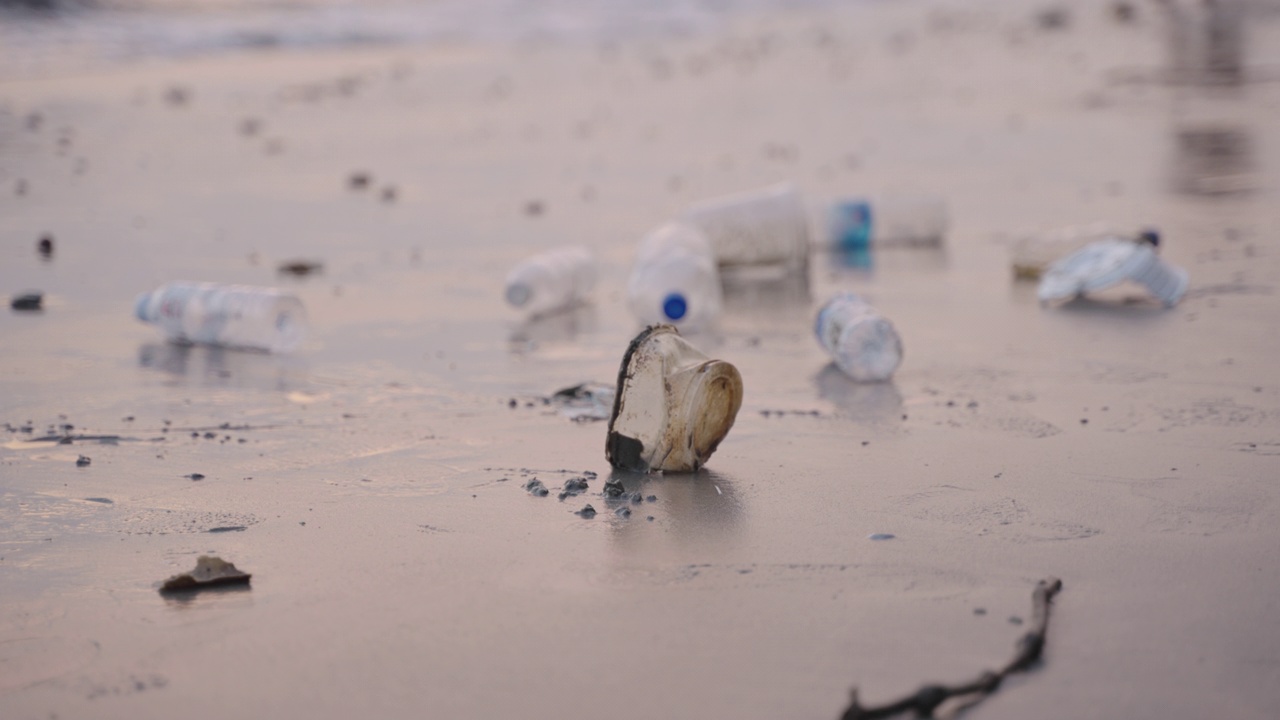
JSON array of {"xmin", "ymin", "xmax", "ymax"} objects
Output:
[
  {"xmin": 831, "ymin": 200, "xmax": 873, "ymax": 251},
  {"xmin": 663, "ymin": 293, "xmax": 688, "ymax": 321}
]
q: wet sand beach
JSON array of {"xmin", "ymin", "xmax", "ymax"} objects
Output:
[{"xmin": 2, "ymin": 1, "xmax": 1280, "ymax": 718}]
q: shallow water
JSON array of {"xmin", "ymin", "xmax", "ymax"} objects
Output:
[{"xmin": 0, "ymin": 0, "xmax": 841, "ymax": 79}]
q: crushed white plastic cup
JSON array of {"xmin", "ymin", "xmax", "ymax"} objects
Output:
[
  {"xmin": 1038, "ymin": 236, "xmax": 1188, "ymax": 307},
  {"xmin": 606, "ymin": 325, "xmax": 743, "ymax": 473}
]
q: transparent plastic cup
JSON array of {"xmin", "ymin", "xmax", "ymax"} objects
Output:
[
  {"xmin": 606, "ymin": 325, "xmax": 743, "ymax": 473},
  {"xmin": 681, "ymin": 183, "xmax": 810, "ymax": 270}
]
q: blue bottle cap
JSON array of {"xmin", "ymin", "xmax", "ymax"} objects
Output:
[
  {"xmin": 662, "ymin": 293, "xmax": 688, "ymax": 321},
  {"xmin": 830, "ymin": 200, "xmax": 873, "ymax": 251}
]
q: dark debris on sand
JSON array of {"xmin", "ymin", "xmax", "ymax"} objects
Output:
[
  {"xmin": 10, "ymin": 292, "xmax": 43, "ymax": 311},
  {"xmin": 159, "ymin": 556, "xmax": 252, "ymax": 594}
]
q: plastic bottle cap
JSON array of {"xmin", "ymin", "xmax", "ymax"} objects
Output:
[
  {"xmin": 663, "ymin": 293, "xmax": 688, "ymax": 321},
  {"xmin": 830, "ymin": 200, "xmax": 873, "ymax": 251},
  {"xmin": 505, "ymin": 283, "xmax": 531, "ymax": 307},
  {"xmin": 134, "ymin": 293, "xmax": 152, "ymax": 322}
]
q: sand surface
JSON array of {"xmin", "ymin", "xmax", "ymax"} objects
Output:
[{"xmin": 3, "ymin": 1, "xmax": 1280, "ymax": 718}]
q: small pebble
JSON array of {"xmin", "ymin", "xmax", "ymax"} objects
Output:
[
  {"xmin": 10, "ymin": 293, "xmax": 43, "ymax": 311},
  {"xmin": 868, "ymin": 533, "xmax": 895, "ymax": 541},
  {"xmin": 615, "ymin": 507, "xmax": 631, "ymax": 518},
  {"xmin": 75, "ymin": 455, "xmax": 90, "ymax": 467},
  {"xmin": 348, "ymin": 173, "xmax": 371, "ymax": 190},
  {"xmin": 185, "ymin": 473, "xmax": 205, "ymax": 481},
  {"xmin": 973, "ymin": 607, "xmax": 987, "ymax": 616},
  {"xmin": 1008, "ymin": 616, "xmax": 1023, "ymax": 626},
  {"xmin": 576, "ymin": 504, "xmax": 597, "ymax": 519},
  {"xmin": 163, "ymin": 86, "xmax": 190, "ymax": 105},
  {"xmin": 645, "ymin": 495, "xmax": 657, "ymax": 503},
  {"xmin": 603, "ymin": 478, "xmax": 625, "ymax": 497},
  {"xmin": 525, "ymin": 479, "xmax": 548, "ymax": 497},
  {"xmin": 277, "ymin": 260, "xmax": 323, "ymax": 276}
]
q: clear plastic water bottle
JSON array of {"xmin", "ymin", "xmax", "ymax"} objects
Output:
[
  {"xmin": 826, "ymin": 196, "xmax": 947, "ymax": 250},
  {"xmin": 627, "ymin": 223, "xmax": 722, "ymax": 329},
  {"xmin": 504, "ymin": 246, "xmax": 596, "ymax": 317},
  {"xmin": 681, "ymin": 183, "xmax": 810, "ymax": 270},
  {"xmin": 814, "ymin": 293, "xmax": 903, "ymax": 382},
  {"xmin": 135, "ymin": 282, "xmax": 308, "ymax": 353}
]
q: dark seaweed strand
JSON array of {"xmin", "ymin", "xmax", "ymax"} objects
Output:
[{"xmin": 839, "ymin": 578, "xmax": 1063, "ymax": 720}]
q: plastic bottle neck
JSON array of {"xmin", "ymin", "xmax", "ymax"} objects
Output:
[{"xmin": 505, "ymin": 283, "xmax": 532, "ymax": 307}]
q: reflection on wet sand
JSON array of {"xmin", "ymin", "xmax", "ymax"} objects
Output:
[
  {"xmin": 1160, "ymin": 0, "xmax": 1259, "ymax": 194},
  {"xmin": 605, "ymin": 468, "xmax": 743, "ymax": 553},
  {"xmin": 1170, "ymin": 112, "xmax": 1257, "ymax": 195},
  {"xmin": 137, "ymin": 342, "xmax": 305, "ymax": 391},
  {"xmin": 1158, "ymin": 0, "xmax": 1246, "ymax": 86},
  {"xmin": 817, "ymin": 244, "xmax": 950, "ymax": 278},
  {"xmin": 507, "ymin": 303, "xmax": 597, "ymax": 353},
  {"xmin": 813, "ymin": 364, "xmax": 904, "ymax": 424},
  {"xmin": 160, "ymin": 583, "xmax": 254, "ymax": 611},
  {"xmin": 720, "ymin": 266, "xmax": 810, "ymax": 314}
]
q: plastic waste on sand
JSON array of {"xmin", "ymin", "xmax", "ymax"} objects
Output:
[
  {"xmin": 826, "ymin": 195, "xmax": 947, "ymax": 251},
  {"xmin": 504, "ymin": 245, "xmax": 597, "ymax": 317},
  {"xmin": 135, "ymin": 282, "xmax": 307, "ymax": 353},
  {"xmin": 1037, "ymin": 234, "xmax": 1188, "ymax": 307},
  {"xmin": 606, "ymin": 325, "xmax": 743, "ymax": 473},
  {"xmin": 1009, "ymin": 223, "xmax": 1139, "ymax": 280},
  {"xmin": 681, "ymin": 182, "xmax": 810, "ymax": 270},
  {"xmin": 627, "ymin": 223, "xmax": 723, "ymax": 330},
  {"xmin": 814, "ymin": 294, "xmax": 904, "ymax": 383}
]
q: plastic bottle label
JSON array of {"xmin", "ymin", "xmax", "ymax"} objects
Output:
[{"xmin": 830, "ymin": 201, "xmax": 873, "ymax": 251}]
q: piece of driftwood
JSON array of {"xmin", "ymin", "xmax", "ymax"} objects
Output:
[
  {"xmin": 159, "ymin": 556, "xmax": 252, "ymax": 594},
  {"xmin": 840, "ymin": 577, "xmax": 1063, "ymax": 720}
]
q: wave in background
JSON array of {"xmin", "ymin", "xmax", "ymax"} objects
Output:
[{"xmin": 0, "ymin": 0, "xmax": 840, "ymax": 78}]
